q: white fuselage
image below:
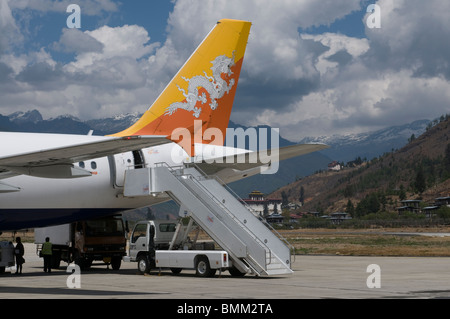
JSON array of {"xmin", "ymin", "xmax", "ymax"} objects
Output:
[
  {"xmin": 0, "ymin": 141, "xmax": 193, "ymax": 209},
  {"xmin": 0, "ymin": 133, "xmax": 250, "ymax": 230}
]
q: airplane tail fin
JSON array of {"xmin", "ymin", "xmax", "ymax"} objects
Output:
[{"xmin": 112, "ymin": 19, "xmax": 251, "ymax": 156}]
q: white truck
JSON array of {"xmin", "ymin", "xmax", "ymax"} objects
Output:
[
  {"xmin": 125, "ymin": 219, "xmax": 243, "ymax": 277},
  {"xmin": 0, "ymin": 241, "xmax": 15, "ymax": 274}
]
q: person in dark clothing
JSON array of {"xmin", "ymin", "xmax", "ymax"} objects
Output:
[{"xmin": 14, "ymin": 237, "xmax": 25, "ymax": 274}]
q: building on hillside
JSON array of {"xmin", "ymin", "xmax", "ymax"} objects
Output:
[
  {"xmin": 396, "ymin": 199, "xmax": 422, "ymax": 214},
  {"xmin": 317, "ymin": 212, "xmax": 353, "ymax": 225},
  {"xmin": 286, "ymin": 202, "xmax": 302, "ymax": 211},
  {"xmin": 266, "ymin": 213, "xmax": 284, "ymax": 224},
  {"xmin": 329, "ymin": 212, "xmax": 352, "ymax": 225},
  {"xmin": 328, "ymin": 161, "xmax": 341, "ymax": 171},
  {"xmin": 241, "ymin": 191, "xmax": 282, "ymax": 217},
  {"xmin": 435, "ymin": 196, "xmax": 450, "ymax": 207},
  {"xmin": 422, "ymin": 205, "xmax": 439, "ymax": 218},
  {"xmin": 423, "ymin": 196, "xmax": 450, "ymax": 218},
  {"xmin": 309, "ymin": 212, "xmax": 321, "ymax": 217}
]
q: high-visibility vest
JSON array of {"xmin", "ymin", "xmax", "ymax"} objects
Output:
[{"xmin": 42, "ymin": 242, "xmax": 52, "ymax": 255}]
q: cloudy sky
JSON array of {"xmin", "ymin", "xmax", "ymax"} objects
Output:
[{"xmin": 1, "ymin": 0, "xmax": 449, "ymax": 141}]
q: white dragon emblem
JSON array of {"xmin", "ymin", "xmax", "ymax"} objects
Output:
[{"xmin": 165, "ymin": 52, "xmax": 236, "ymax": 118}]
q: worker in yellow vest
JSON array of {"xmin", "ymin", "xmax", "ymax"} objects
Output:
[{"xmin": 41, "ymin": 237, "xmax": 52, "ymax": 273}]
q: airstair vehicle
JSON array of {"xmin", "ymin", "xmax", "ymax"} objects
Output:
[{"xmin": 123, "ymin": 163, "xmax": 294, "ymax": 277}]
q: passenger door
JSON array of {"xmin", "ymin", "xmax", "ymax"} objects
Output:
[{"xmin": 110, "ymin": 151, "xmax": 144, "ymax": 188}]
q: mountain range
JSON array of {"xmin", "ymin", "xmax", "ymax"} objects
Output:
[
  {"xmin": 0, "ymin": 109, "xmax": 432, "ymax": 198},
  {"xmin": 299, "ymin": 119, "xmax": 430, "ymax": 163},
  {"xmin": 271, "ymin": 115, "xmax": 450, "ymax": 214}
]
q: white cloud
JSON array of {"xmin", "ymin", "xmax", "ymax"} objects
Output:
[
  {"xmin": 1, "ymin": 0, "xmax": 450, "ymax": 143},
  {"xmin": 52, "ymin": 28, "xmax": 104, "ymax": 54},
  {"xmin": 66, "ymin": 25, "xmax": 159, "ymax": 71},
  {"xmin": 364, "ymin": 0, "xmax": 450, "ymax": 78},
  {"xmin": 236, "ymin": 0, "xmax": 450, "ymax": 140},
  {"xmin": 0, "ymin": 0, "xmax": 23, "ymax": 53},
  {"xmin": 0, "ymin": 21, "xmax": 161, "ymax": 118}
]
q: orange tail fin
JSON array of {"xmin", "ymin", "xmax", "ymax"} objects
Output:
[{"xmin": 112, "ymin": 19, "xmax": 251, "ymax": 156}]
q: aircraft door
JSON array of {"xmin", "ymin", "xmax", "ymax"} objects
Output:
[
  {"xmin": 110, "ymin": 151, "xmax": 146, "ymax": 188},
  {"xmin": 132, "ymin": 150, "xmax": 145, "ymax": 169},
  {"xmin": 110, "ymin": 152, "xmax": 134, "ymax": 188}
]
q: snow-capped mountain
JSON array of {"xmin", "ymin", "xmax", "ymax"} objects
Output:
[
  {"xmin": 86, "ymin": 112, "xmax": 142, "ymax": 135},
  {"xmin": 298, "ymin": 119, "xmax": 430, "ymax": 162},
  {"xmin": 2, "ymin": 109, "xmax": 142, "ymax": 135},
  {"xmin": 8, "ymin": 110, "xmax": 43, "ymax": 124}
]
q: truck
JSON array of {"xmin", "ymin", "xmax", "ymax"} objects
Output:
[
  {"xmin": 125, "ymin": 219, "xmax": 242, "ymax": 277},
  {"xmin": 35, "ymin": 215, "xmax": 127, "ymax": 270},
  {"xmin": 0, "ymin": 241, "xmax": 15, "ymax": 274}
]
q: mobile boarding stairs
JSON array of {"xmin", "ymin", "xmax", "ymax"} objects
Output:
[{"xmin": 123, "ymin": 163, "xmax": 294, "ymax": 277}]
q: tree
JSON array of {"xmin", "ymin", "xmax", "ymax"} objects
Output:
[
  {"xmin": 445, "ymin": 144, "xmax": 450, "ymax": 174},
  {"xmin": 343, "ymin": 184, "xmax": 355, "ymax": 198},
  {"xmin": 380, "ymin": 193, "xmax": 387, "ymax": 211},
  {"xmin": 299, "ymin": 187, "xmax": 305, "ymax": 205},
  {"xmin": 346, "ymin": 199, "xmax": 355, "ymax": 217},
  {"xmin": 415, "ymin": 165, "xmax": 426, "ymax": 193},
  {"xmin": 399, "ymin": 185, "xmax": 406, "ymax": 201},
  {"xmin": 355, "ymin": 193, "xmax": 380, "ymax": 217},
  {"xmin": 263, "ymin": 202, "xmax": 269, "ymax": 217},
  {"xmin": 281, "ymin": 191, "xmax": 289, "ymax": 209},
  {"xmin": 367, "ymin": 193, "xmax": 380, "ymax": 214},
  {"xmin": 282, "ymin": 208, "xmax": 291, "ymax": 223},
  {"xmin": 437, "ymin": 206, "xmax": 450, "ymax": 219}
]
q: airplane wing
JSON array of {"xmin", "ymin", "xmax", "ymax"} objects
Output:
[
  {"xmin": 0, "ymin": 135, "xmax": 169, "ymax": 180},
  {"xmin": 195, "ymin": 143, "xmax": 329, "ymax": 184}
]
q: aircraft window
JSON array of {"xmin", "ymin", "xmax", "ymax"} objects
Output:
[
  {"xmin": 91, "ymin": 161, "xmax": 97, "ymax": 169},
  {"xmin": 79, "ymin": 161, "xmax": 85, "ymax": 168}
]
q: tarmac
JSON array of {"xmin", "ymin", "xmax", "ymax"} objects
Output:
[{"xmin": 1, "ymin": 243, "xmax": 450, "ymax": 299}]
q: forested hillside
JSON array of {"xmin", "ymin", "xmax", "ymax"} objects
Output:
[{"xmin": 272, "ymin": 115, "xmax": 450, "ymax": 216}]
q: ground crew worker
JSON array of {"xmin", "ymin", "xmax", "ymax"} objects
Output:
[
  {"xmin": 14, "ymin": 237, "xmax": 25, "ymax": 275},
  {"xmin": 42, "ymin": 237, "xmax": 52, "ymax": 273}
]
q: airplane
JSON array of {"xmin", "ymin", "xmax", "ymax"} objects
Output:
[{"xmin": 0, "ymin": 19, "xmax": 327, "ymax": 231}]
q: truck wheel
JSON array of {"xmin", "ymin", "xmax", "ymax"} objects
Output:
[
  {"xmin": 195, "ymin": 256, "xmax": 216, "ymax": 277},
  {"xmin": 111, "ymin": 257, "xmax": 121, "ymax": 270},
  {"xmin": 137, "ymin": 255, "xmax": 150, "ymax": 274},
  {"xmin": 170, "ymin": 268, "xmax": 182, "ymax": 275},
  {"xmin": 51, "ymin": 253, "xmax": 61, "ymax": 269},
  {"xmin": 84, "ymin": 259, "xmax": 93, "ymax": 270},
  {"xmin": 73, "ymin": 251, "xmax": 86, "ymax": 271}
]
